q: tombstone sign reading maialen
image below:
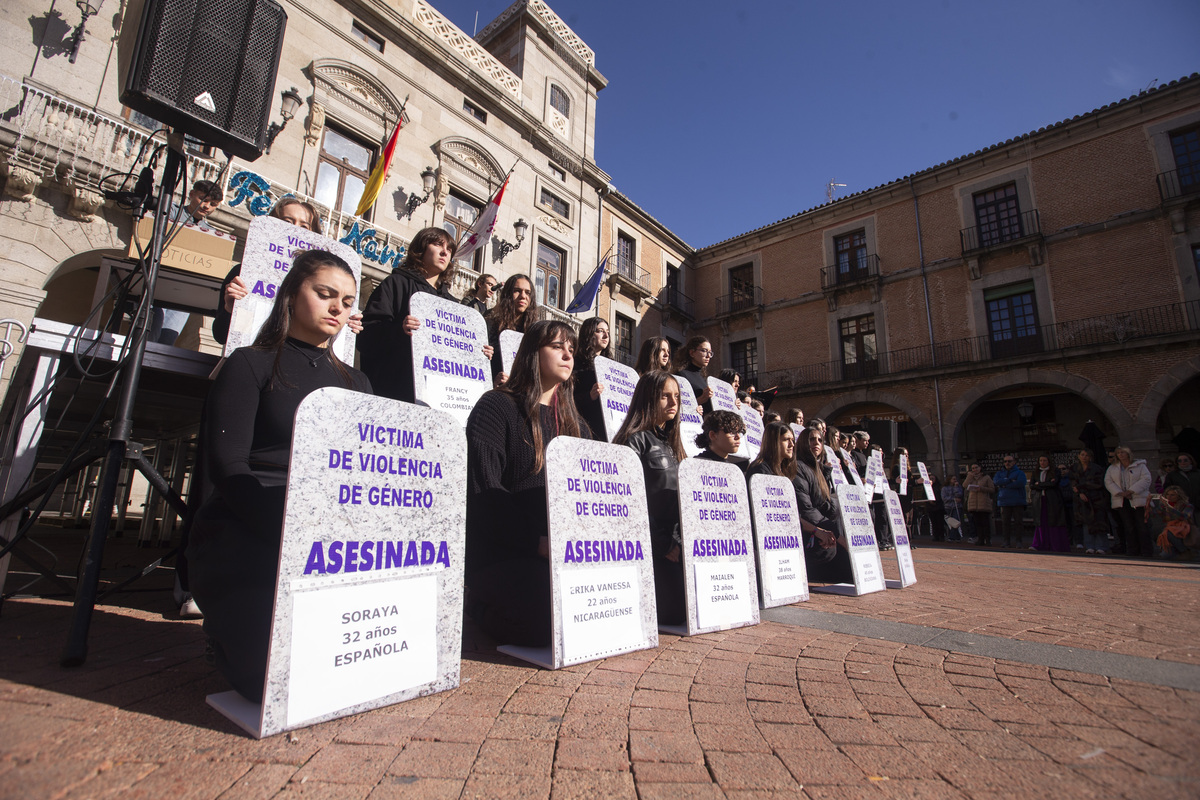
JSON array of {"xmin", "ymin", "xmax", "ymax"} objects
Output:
[
  {"xmin": 748, "ymin": 474, "xmax": 809, "ymax": 607},
  {"xmin": 497, "ymin": 437, "xmax": 657, "ymax": 669},
  {"xmin": 739, "ymin": 405, "xmax": 763, "ymax": 462},
  {"xmin": 676, "ymin": 459, "xmax": 760, "ymax": 635},
  {"xmin": 829, "ymin": 483, "xmax": 886, "ymax": 596},
  {"xmin": 409, "ymin": 294, "xmax": 490, "ymax": 427},
  {"xmin": 226, "ymin": 215, "xmax": 361, "ymax": 363},
  {"xmin": 676, "ymin": 378, "xmax": 705, "ymax": 458},
  {"xmin": 707, "ymin": 377, "xmax": 738, "ymax": 413},
  {"xmin": 593, "ymin": 356, "xmax": 640, "ymax": 442},
  {"xmin": 499, "ymin": 330, "xmax": 523, "ymax": 377},
  {"xmin": 883, "ymin": 489, "xmax": 918, "ymax": 588},
  {"xmin": 205, "ymin": 389, "xmax": 466, "ymax": 738}
]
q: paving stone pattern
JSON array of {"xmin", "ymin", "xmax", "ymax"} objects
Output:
[{"xmin": 1, "ymin": 548, "xmax": 1198, "ymax": 799}]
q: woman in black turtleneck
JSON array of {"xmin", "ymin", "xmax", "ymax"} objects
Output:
[
  {"xmin": 674, "ymin": 336, "xmax": 714, "ymax": 416},
  {"xmin": 614, "ymin": 370, "xmax": 688, "ymax": 625},
  {"xmin": 572, "ymin": 317, "xmax": 611, "ymax": 441},
  {"xmin": 187, "ymin": 249, "xmax": 371, "ymax": 703}
]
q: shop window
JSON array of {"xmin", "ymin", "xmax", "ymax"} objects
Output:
[
  {"xmin": 985, "ymin": 281, "xmax": 1043, "ymax": 359},
  {"xmin": 536, "ymin": 240, "xmax": 565, "ymax": 308},
  {"xmin": 840, "ymin": 314, "xmax": 877, "ymax": 380},
  {"xmin": 314, "ymin": 126, "xmax": 375, "ymax": 218}
]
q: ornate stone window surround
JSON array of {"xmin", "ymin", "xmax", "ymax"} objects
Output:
[
  {"xmin": 967, "ymin": 265, "xmax": 1055, "ymax": 346},
  {"xmin": 822, "ymin": 216, "xmax": 878, "ymax": 274},
  {"xmin": 306, "ymin": 60, "xmax": 406, "ymax": 155},
  {"xmin": 534, "ymin": 174, "xmax": 574, "ymax": 229},
  {"xmin": 544, "ymin": 79, "xmax": 574, "ymax": 141}
]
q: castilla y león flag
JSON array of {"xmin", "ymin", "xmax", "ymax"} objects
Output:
[{"xmin": 455, "ymin": 174, "xmax": 510, "ymax": 263}]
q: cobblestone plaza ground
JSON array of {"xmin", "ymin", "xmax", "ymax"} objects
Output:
[{"xmin": 2, "ymin": 545, "xmax": 1198, "ymax": 799}]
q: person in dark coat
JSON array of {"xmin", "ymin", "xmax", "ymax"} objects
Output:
[
  {"xmin": 793, "ymin": 427, "xmax": 854, "ymax": 584},
  {"xmin": 572, "ymin": 317, "xmax": 611, "ymax": 441},
  {"xmin": 1071, "ymin": 449, "xmax": 1110, "ymax": 553},
  {"xmin": 465, "ymin": 320, "xmax": 587, "ymax": 646},
  {"xmin": 1030, "ymin": 454, "xmax": 1070, "ymax": 552},
  {"xmin": 673, "ymin": 336, "xmax": 714, "ymax": 415},
  {"xmin": 187, "ymin": 250, "xmax": 371, "ymax": 702},
  {"xmin": 460, "ymin": 272, "xmax": 496, "ymax": 316},
  {"xmin": 485, "ymin": 274, "xmax": 538, "ymax": 383},
  {"xmin": 614, "ymin": 371, "xmax": 688, "ymax": 625}
]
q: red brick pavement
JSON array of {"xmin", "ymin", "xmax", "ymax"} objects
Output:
[{"xmin": 1, "ymin": 547, "xmax": 1198, "ymax": 799}]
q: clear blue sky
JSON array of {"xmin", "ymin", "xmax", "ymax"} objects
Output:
[{"xmin": 436, "ymin": 0, "xmax": 1199, "ymax": 249}]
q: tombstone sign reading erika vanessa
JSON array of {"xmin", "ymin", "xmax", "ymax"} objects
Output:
[
  {"xmin": 676, "ymin": 458, "xmax": 760, "ymax": 635},
  {"xmin": 409, "ymin": 294, "xmax": 491, "ymax": 427},
  {"xmin": 748, "ymin": 474, "xmax": 809, "ymax": 607},
  {"xmin": 226, "ymin": 215, "xmax": 361, "ymax": 363},
  {"xmin": 497, "ymin": 437, "xmax": 658, "ymax": 669},
  {"xmin": 593, "ymin": 355, "xmax": 640, "ymax": 442},
  {"xmin": 205, "ymin": 389, "xmax": 466, "ymax": 738}
]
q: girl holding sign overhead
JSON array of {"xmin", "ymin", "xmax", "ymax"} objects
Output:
[
  {"xmin": 572, "ymin": 317, "xmax": 611, "ymax": 441},
  {"xmin": 187, "ymin": 250, "xmax": 371, "ymax": 702},
  {"xmin": 486, "ymin": 274, "xmax": 539, "ymax": 384},
  {"xmin": 614, "ymin": 371, "xmax": 688, "ymax": 626},
  {"xmin": 465, "ymin": 320, "xmax": 587, "ymax": 646},
  {"xmin": 358, "ymin": 227, "xmax": 461, "ymax": 403}
]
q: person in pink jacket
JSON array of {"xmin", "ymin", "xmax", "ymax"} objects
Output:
[{"xmin": 1104, "ymin": 446, "xmax": 1151, "ymax": 557}]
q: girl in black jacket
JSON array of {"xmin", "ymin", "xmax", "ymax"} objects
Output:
[
  {"xmin": 485, "ymin": 274, "xmax": 539, "ymax": 383},
  {"xmin": 795, "ymin": 427, "xmax": 855, "ymax": 584},
  {"xmin": 614, "ymin": 370, "xmax": 687, "ymax": 625},
  {"xmin": 572, "ymin": 317, "xmax": 611, "ymax": 441}
]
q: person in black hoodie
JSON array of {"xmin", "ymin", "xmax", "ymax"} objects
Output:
[
  {"xmin": 465, "ymin": 320, "xmax": 587, "ymax": 646},
  {"xmin": 358, "ymin": 227, "xmax": 491, "ymax": 402},
  {"xmin": 187, "ymin": 250, "xmax": 371, "ymax": 702},
  {"xmin": 694, "ymin": 410, "xmax": 747, "ymax": 474},
  {"xmin": 614, "ymin": 370, "xmax": 687, "ymax": 625},
  {"xmin": 572, "ymin": 317, "xmax": 610, "ymax": 441}
]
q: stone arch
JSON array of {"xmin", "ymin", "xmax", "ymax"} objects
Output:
[
  {"xmin": 436, "ymin": 137, "xmax": 507, "ymax": 186},
  {"xmin": 309, "ymin": 59, "xmax": 406, "ymax": 127},
  {"xmin": 1134, "ymin": 354, "xmax": 1200, "ymax": 444},
  {"xmin": 815, "ymin": 389, "xmax": 939, "ymax": 460},
  {"xmin": 944, "ymin": 367, "xmax": 1135, "ymax": 456}
]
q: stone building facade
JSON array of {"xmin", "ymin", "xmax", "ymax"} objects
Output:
[{"xmin": 686, "ymin": 75, "xmax": 1200, "ymax": 475}]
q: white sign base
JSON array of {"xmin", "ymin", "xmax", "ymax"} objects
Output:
[{"xmin": 206, "ymin": 691, "xmax": 266, "ymax": 738}]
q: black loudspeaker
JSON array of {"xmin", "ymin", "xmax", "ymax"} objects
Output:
[
  {"xmin": 119, "ymin": 0, "xmax": 287, "ymax": 161},
  {"xmin": 865, "ymin": 418, "xmax": 898, "ymax": 454}
]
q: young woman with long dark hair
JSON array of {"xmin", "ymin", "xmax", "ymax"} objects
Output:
[
  {"xmin": 358, "ymin": 227, "xmax": 469, "ymax": 402},
  {"xmin": 635, "ymin": 336, "xmax": 672, "ymax": 375},
  {"xmin": 486, "ymin": 274, "xmax": 539, "ymax": 384},
  {"xmin": 187, "ymin": 250, "xmax": 371, "ymax": 702},
  {"xmin": 573, "ymin": 317, "xmax": 611, "ymax": 441},
  {"xmin": 794, "ymin": 427, "xmax": 854, "ymax": 584},
  {"xmin": 465, "ymin": 320, "xmax": 586, "ymax": 645},
  {"xmin": 674, "ymin": 336, "xmax": 714, "ymax": 415},
  {"xmin": 614, "ymin": 371, "xmax": 687, "ymax": 625},
  {"xmin": 747, "ymin": 422, "xmax": 797, "ymax": 481}
]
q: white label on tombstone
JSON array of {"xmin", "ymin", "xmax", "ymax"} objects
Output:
[
  {"xmin": 226, "ymin": 215, "xmax": 361, "ymax": 363},
  {"xmin": 676, "ymin": 378, "xmax": 705, "ymax": 458},
  {"xmin": 560, "ymin": 564, "xmax": 643, "ymax": 664},
  {"xmin": 834, "ymin": 483, "xmax": 886, "ymax": 595},
  {"xmin": 866, "ymin": 450, "xmax": 886, "ymax": 496},
  {"xmin": 916, "ymin": 462, "xmax": 936, "ymax": 501},
  {"xmin": 409, "ymin": 294, "xmax": 490, "ymax": 427},
  {"xmin": 286, "ymin": 573, "xmax": 437, "ymax": 726},
  {"xmin": 593, "ymin": 356, "xmax": 640, "ymax": 442},
  {"xmin": 677, "ymin": 459, "xmax": 760, "ymax": 634},
  {"xmin": 883, "ymin": 489, "xmax": 918, "ymax": 587},
  {"xmin": 546, "ymin": 437, "xmax": 657, "ymax": 668},
  {"xmin": 708, "ymin": 377, "xmax": 738, "ymax": 413},
  {"xmin": 839, "ymin": 448, "xmax": 863, "ymax": 487},
  {"xmin": 827, "ymin": 446, "xmax": 847, "ymax": 487},
  {"xmin": 749, "ymin": 473, "xmax": 808, "ymax": 607},
  {"xmin": 739, "ymin": 405, "xmax": 763, "ymax": 462},
  {"xmin": 254, "ymin": 389, "xmax": 466, "ymax": 738},
  {"xmin": 499, "ymin": 330, "xmax": 522, "ymax": 376},
  {"xmin": 694, "ymin": 561, "xmax": 754, "ymax": 629},
  {"xmin": 899, "ymin": 453, "xmax": 909, "ymax": 495}
]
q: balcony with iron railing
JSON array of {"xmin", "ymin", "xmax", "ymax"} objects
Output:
[
  {"xmin": 960, "ymin": 209, "xmax": 1042, "ymax": 254},
  {"xmin": 0, "ymin": 75, "xmax": 411, "ymax": 280},
  {"xmin": 821, "ymin": 253, "xmax": 881, "ymax": 290},
  {"xmin": 758, "ymin": 300, "xmax": 1200, "ymax": 392},
  {"xmin": 658, "ymin": 285, "xmax": 694, "ymax": 319},
  {"xmin": 715, "ymin": 285, "xmax": 763, "ymax": 317},
  {"xmin": 608, "ymin": 254, "xmax": 652, "ymax": 300},
  {"xmin": 1156, "ymin": 168, "xmax": 1200, "ymax": 202}
]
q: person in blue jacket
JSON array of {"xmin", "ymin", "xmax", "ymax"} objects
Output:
[{"xmin": 993, "ymin": 455, "xmax": 1028, "ymax": 548}]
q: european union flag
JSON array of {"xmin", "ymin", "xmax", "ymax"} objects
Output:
[{"xmin": 565, "ymin": 256, "xmax": 608, "ymax": 314}]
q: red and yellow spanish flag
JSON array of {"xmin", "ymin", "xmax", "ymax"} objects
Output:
[{"xmin": 354, "ymin": 116, "xmax": 404, "ymax": 218}]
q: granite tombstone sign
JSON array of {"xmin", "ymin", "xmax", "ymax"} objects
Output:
[
  {"xmin": 409, "ymin": 294, "xmax": 490, "ymax": 426},
  {"xmin": 883, "ymin": 489, "xmax": 918, "ymax": 588},
  {"xmin": 739, "ymin": 405, "xmax": 764, "ymax": 462},
  {"xmin": 821, "ymin": 483, "xmax": 887, "ymax": 596},
  {"xmin": 916, "ymin": 461, "xmax": 936, "ymax": 501},
  {"xmin": 676, "ymin": 378, "xmax": 705, "ymax": 458},
  {"xmin": 499, "ymin": 330, "xmax": 522, "ymax": 376},
  {"xmin": 225, "ymin": 215, "xmax": 361, "ymax": 363},
  {"xmin": 748, "ymin": 474, "xmax": 809, "ymax": 607},
  {"xmin": 707, "ymin": 377, "xmax": 739, "ymax": 414},
  {"xmin": 206, "ymin": 389, "xmax": 466, "ymax": 738},
  {"xmin": 593, "ymin": 356, "xmax": 640, "ymax": 442},
  {"xmin": 497, "ymin": 437, "xmax": 658, "ymax": 669},
  {"xmin": 839, "ymin": 448, "xmax": 864, "ymax": 487},
  {"xmin": 826, "ymin": 446, "xmax": 849, "ymax": 488},
  {"xmin": 676, "ymin": 459, "xmax": 760, "ymax": 635}
]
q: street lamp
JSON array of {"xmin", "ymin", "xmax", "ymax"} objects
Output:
[
  {"xmin": 496, "ymin": 218, "xmax": 527, "ymax": 260},
  {"xmin": 1017, "ymin": 398, "xmax": 1034, "ymax": 420},
  {"xmin": 404, "ymin": 166, "xmax": 437, "ymax": 217},
  {"xmin": 264, "ymin": 87, "xmax": 303, "ymax": 152}
]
